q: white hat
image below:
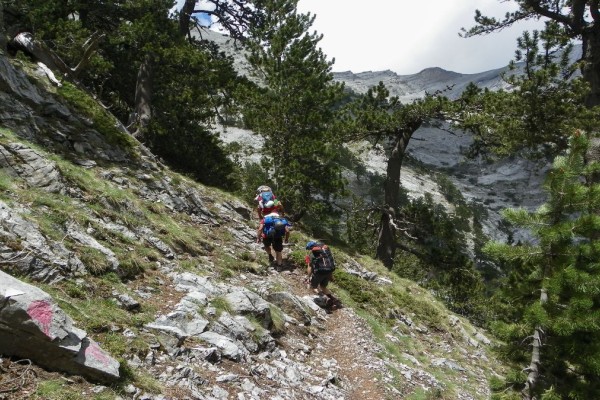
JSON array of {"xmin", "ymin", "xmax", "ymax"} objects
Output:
[{"xmin": 256, "ymin": 185, "xmax": 272, "ymax": 194}]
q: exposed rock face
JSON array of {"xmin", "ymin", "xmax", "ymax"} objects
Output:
[
  {"xmin": 0, "ymin": 142, "xmax": 66, "ymax": 193},
  {"xmin": 0, "ymin": 200, "xmax": 87, "ymax": 282},
  {"xmin": 0, "ymin": 53, "xmax": 130, "ymax": 164},
  {"xmin": 0, "ymin": 271, "xmax": 120, "ymax": 382}
]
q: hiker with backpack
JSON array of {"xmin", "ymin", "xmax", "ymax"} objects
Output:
[
  {"xmin": 305, "ymin": 241, "xmax": 341, "ymax": 310},
  {"xmin": 255, "ymin": 185, "xmax": 284, "ymax": 220},
  {"xmin": 256, "ymin": 211, "xmax": 291, "ymax": 268}
]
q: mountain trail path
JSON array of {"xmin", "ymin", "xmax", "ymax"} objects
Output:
[{"xmin": 277, "ymin": 262, "xmax": 392, "ymax": 400}]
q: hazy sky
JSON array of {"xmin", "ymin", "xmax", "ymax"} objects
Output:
[{"xmin": 296, "ymin": 0, "xmax": 545, "ymax": 75}]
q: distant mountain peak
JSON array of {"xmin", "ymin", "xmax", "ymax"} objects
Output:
[{"xmin": 414, "ymin": 67, "xmax": 462, "ymax": 80}]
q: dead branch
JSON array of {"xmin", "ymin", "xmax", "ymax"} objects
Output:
[
  {"xmin": 0, "ymin": 359, "xmax": 37, "ymax": 397},
  {"xmin": 11, "ymin": 31, "xmax": 105, "ymax": 81},
  {"xmin": 71, "ymin": 31, "xmax": 106, "ymax": 77}
]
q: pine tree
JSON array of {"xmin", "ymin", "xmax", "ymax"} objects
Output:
[
  {"xmin": 458, "ymin": 22, "xmax": 595, "ymax": 160},
  {"xmin": 343, "ymin": 81, "xmax": 447, "ymax": 269},
  {"xmin": 4, "ymin": 0, "xmax": 251, "ymax": 188},
  {"xmin": 242, "ymin": 0, "xmax": 345, "ymax": 221},
  {"xmin": 486, "ymin": 132, "xmax": 600, "ymax": 399},
  {"xmin": 462, "ymin": 1, "xmax": 600, "ymax": 107}
]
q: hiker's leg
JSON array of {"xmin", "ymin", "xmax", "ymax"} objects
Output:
[
  {"xmin": 310, "ymin": 273, "xmax": 323, "ymax": 294},
  {"xmin": 319, "ymin": 286, "xmax": 332, "ymax": 296},
  {"xmin": 262, "ymin": 238, "xmax": 275, "ymax": 262},
  {"xmin": 272, "ymin": 238, "xmax": 284, "ymax": 266},
  {"xmin": 319, "ymin": 273, "xmax": 337, "ymax": 300},
  {"xmin": 265, "ymin": 247, "xmax": 274, "ymax": 262},
  {"xmin": 318, "ymin": 273, "xmax": 331, "ymax": 293}
]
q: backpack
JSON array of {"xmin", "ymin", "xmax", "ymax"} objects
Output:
[
  {"xmin": 259, "ymin": 191, "xmax": 274, "ymax": 206},
  {"xmin": 309, "ymin": 243, "xmax": 335, "ymax": 273},
  {"xmin": 263, "ymin": 215, "xmax": 287, "ymax": 239}
]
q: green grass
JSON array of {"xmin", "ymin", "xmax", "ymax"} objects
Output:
[
  {"xmin": 210, "ymin": 296, "xmax": 232, "ymax": 317},
  {"xmin": 32, "ymin": 379, "xmax": 120, "ymax": 400},
  {"xmin": 268, "ymin": 305, "xmax": 286, "ymax": 335},
  {"xmin": 0, "ymin": 167, "xmax": 16, "ymax": 193},
  {"xmin": 57, "ymin": 82, "xmax": 137, "ymax": 149}
]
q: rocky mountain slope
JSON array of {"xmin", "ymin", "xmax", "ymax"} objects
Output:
[
  {"xmin": 0, "ymin": 51, "xmax": 504, "ymax": 398},
  {"xmin": 331, "ymin": 46, "xmax": 583, "ymax": 242},
  {"xmin": 204, "ymin": 26, "xmax": 558, "ymax": 243}
]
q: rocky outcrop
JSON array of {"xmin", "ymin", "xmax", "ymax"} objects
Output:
[
  {"xmin": 0, "ymin": 270, "xmax": 120, "ymax": 383},
  {"xmin": 0, "ymin": 54, "xmax": 130, "ymax": 164},
  {"xmin": 0, "ymin": 200, "xmax": 87, "ymax": 283},
  {"xmin": 0, "ymin": 141, "xmax": 66, "ymax": 193}
]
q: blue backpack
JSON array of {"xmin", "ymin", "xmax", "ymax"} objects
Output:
[
  {"xmin": 263, "ymin": 215, "xmax": 287, "ymax": 239},
  {"xmin": 260, "ymin": 191, "xmax": 274, "ymax": 205}
]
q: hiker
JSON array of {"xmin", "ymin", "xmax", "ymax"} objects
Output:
[
  {"xmin": 255, "ymin": 185, "xmax": 284, "ymax": 219},
  {"xmin": 256, "ymin": 211, "xmax": 291, "ymax": 268},
  {"xmin": 305, "ymin": 241, "xmax": 340, "ymax": 310}
]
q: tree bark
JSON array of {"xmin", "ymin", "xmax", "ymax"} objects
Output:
[
  {"xmin": 71, "ymin": 32, "xmax": 105, "ymax": 77},
  {"xmin": 12, "ymin": 32, "xmax": 71, "ymax": 75},
  {"xmin": 179, "ymin": 0, "xmax": 196, "ymax": 39},
  {"xmin": 582, "ymin": 27, "xmax": 600, "ymax": 107},
  {"xmin": 10, "ymin": 31, "xmax": 103, "ymax": 79},
  {"xmin": 581, "ymin": 27, "xmax": 600, "ymax": 183},
  {"xmin": 128, "ymin": 54, "xmax": 154, "ymax": 140},
  {"xmin": 376, "ymin": 129, "xmax": 413, "ymax": 269},
  {"xmin": 0, "ymin": 3, "xmax": 6, "ymax": 52},
  {"xmin": 522, "ymin": 288, "xmax": 547, "ymax": 400}
]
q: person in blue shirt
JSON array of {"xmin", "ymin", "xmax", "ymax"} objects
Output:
[{"xmin": 256, "ymin": 212, "xmax": 291, "ymax": 268}]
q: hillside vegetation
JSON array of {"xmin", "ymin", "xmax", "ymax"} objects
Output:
[
  {"xmin": 3, "ymin": 1, "xmax": 600, "ymax": 399},
  {"xmin": 0, "ymin": 54, "xmax": 505, "ymax": 399}
]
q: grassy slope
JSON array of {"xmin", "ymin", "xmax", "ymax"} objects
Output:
[{"xmin": 0, "ymin": 62, "xmax": 508, "ymax": 399}]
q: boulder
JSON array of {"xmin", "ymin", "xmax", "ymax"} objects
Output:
[
  {"xmin": 266, "ymin": 292, "xmax": 312, "ymax": 325},
  {"xmin": 0, "ymin": 271, "xmax": 120, "ymax": 382},
  {"xmin": 224, "ymin": 288, "xmax": 273, "ymax": 329}
]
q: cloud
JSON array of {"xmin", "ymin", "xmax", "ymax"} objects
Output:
[
  {"xmin": 297, "ymin": 0, "xmax": 545, "ymax": 74},
  {"xmin": 171, "ymin": 0, "xmax": 214, "ymax": 27}
]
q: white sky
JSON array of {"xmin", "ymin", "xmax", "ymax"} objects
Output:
[{"xmin": 296, "ymin": 0, "xmax": 545, "ymax": 74}]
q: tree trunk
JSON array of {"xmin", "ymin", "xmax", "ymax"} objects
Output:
[
  {"xmin": 12, "ymin": 32, "xmax": 71, "ymax": 75},
  {"xmin": 376, "ymin": 129, "xmax": 412, "ymax": 269},
  {"xmin": 579, "ymin": 28, "xmax": 600, "ymax": 187},
  {"xmin": 10, "ymin": 31, "xmax": 103, "ymax": 79},
  {"xmin": 129, "ymin": 0, "xmax": 197, "ymax": 140},
  {"xmin": 179, "ymin": 0, "xmax": 196, "ymax": 39},
  {"xmin": 522, "ymin": 288, "xmax": 547, "ymax": 400},
  {"xmin": 0, "ymin": 3, "xmax": 6, "ymax": 52},
  {"xmin": 582, "ymin": 28, "xmax": 600, "ymax": 107},
  {"xmin": 128, "ymin": 54, "xmax": 154, "ymax": 140}
]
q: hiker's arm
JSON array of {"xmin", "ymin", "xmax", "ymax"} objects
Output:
[{"xmin": 256, "ymin": 224, "xmax": 263, "ymax": 243}]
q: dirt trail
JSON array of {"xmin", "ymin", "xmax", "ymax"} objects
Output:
[{"xmin": 279, "ymin": 263, "xmax": 391, "ymax": 400}]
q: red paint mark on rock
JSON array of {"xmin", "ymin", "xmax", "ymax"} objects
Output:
[
  {"xmin": 85, "ymin": 340, "xmax": 111, "ymax": 366},
  {"xmin": 27, "ymin": 300, "xmax": 53, "ymax": 337}
]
